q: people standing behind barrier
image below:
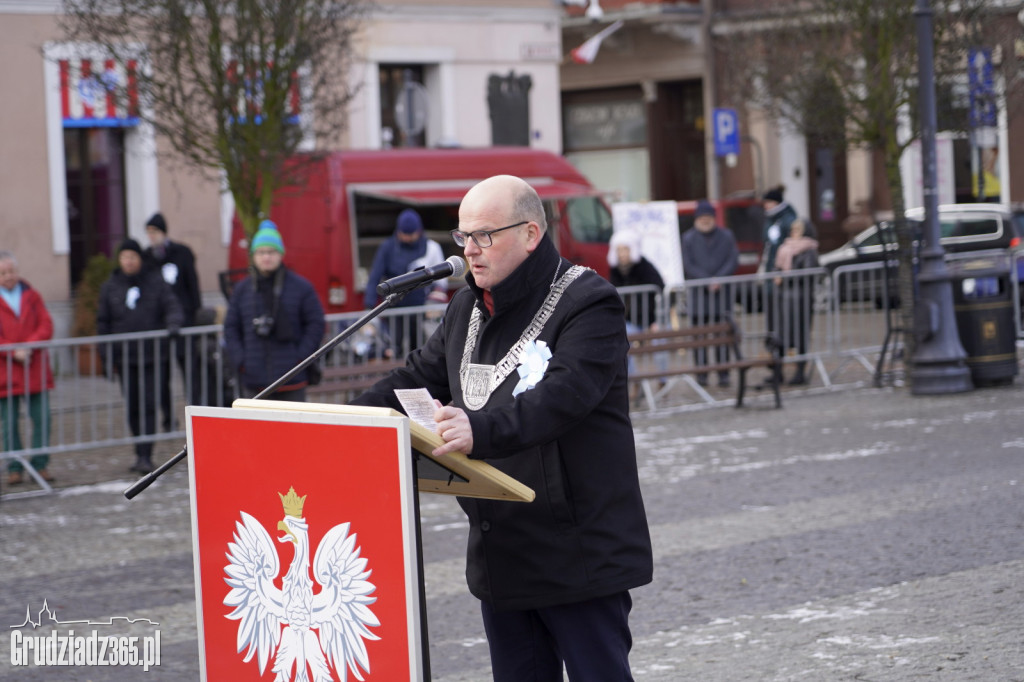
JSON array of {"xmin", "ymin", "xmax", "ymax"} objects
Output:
[
  {"xmin": 97, "ymin": 239, "xmax": 184, "ymax": 474},
  {"xmin": 352, "ymin": 175, "xmax": 653, "ymax": 681},
  {"xmin": 224, "ymin": 221, "xmax": 325, "ymax": 403},
  {"xmin": 362, "ymin": 208, "xmax": 447, "ymax": 359},
  {"xmin": 681, "ymin": 199, "xmax": 740, "ymax": 387},
  {"xmin": 0, "ymin": 252, "xmax": 55, "ymax": 486},
  {"xmin": 773, "ymin": 219, "xmax": 819, "ymax": 385},
  {"xmin": 144, "ymin": 212, "xmax": 202, "ymax": 421}
]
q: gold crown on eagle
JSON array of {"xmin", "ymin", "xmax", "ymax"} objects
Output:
[{"xmin": 279, "ymin": 487, "xmax": 306, "ymax": 518}]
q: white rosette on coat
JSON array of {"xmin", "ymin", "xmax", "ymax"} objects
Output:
[{"xmin": 512, "ymin": 340, "xmax": 551, "ymax": 397}]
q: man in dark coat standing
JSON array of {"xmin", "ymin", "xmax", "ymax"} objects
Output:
[
  {"xmin": 223, "ymin": 220, "xmax": 325, "ymax": 401},
  {"xmin": 681, "ymin": 199, "xmax": 740, "ymax": 386},
  {"xmin": 144, "ymin": 212, "xmax": 203, "ymax": 419},
  {"xmin": 97, "ymin": 238, "xmax": 184, "ymax": 474},
  {"xmin": 353, "ymin": 175, "xmax": 653, "ymax": 681},
  {"xmin": 760, "ymin": 187, "xmax": 799, "ymax": 387}
]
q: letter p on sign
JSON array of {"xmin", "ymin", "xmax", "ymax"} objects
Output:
[{"xmin": 713, "ymin": 108, "xmax": 740, "ymax": 157}]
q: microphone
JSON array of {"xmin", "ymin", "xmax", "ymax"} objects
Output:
[{"xmin": 377, "ymin": 256, "xmax": 466, "ymax": 297}]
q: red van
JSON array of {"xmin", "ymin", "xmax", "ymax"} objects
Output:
[{"xmin": 224, "ymin": 147, "xmax": 614, "ymax": 312}]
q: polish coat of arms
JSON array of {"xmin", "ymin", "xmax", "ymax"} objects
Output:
[{"xmin": 224, "ymin": 487, "xmax": 380, "ymax": 681}]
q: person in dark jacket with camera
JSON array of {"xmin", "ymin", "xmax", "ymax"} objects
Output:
[
  {"xmin": 353, "ymin": 175, "xmax": 653, "ymax": 681},
  {"xmin": 97, "ymin": 238, "xmax": 184, "ymax": 474},
  {"xmin": 223, "ymin": 220, "xmax": 325, "ymax": 402}
]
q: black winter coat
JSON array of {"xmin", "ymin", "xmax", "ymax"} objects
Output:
[
  {"xmin": 96, "ymin": 268, "xmax": 184, "ymax": 365},
  {"xmin": 145, "ymin": 240, "xmax": 201, "ymax": 325},
  {"xmin": 609, "ymin": 256, "xmax": 664, "ymax": 328},
  {"xmin": 354, "ymin": 236, "xmax": 653, "ymax": 611},
  {"xmin": 223, "ymin": 267, "xmax": 326, "ymax": 390}
]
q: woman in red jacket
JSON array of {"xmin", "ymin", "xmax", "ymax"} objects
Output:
[{"xmin": 0, "ymin": 252, "xmax": 55, "ymax": 485}]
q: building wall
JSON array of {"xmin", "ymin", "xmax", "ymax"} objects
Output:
[
  {"xmin": 0, "ymin": 14, "xmax": 70, "ymax": 305},
  {"xmin": 559, "ymin": 12, "xmax": 707, "ymax": 202},
  {"xmin": 355, "ymin": 4, "xmax": 564, "ymax": 152},
  {"xmin": 0, "ymin": 2, "xmax": 564, "ymax": 336}
]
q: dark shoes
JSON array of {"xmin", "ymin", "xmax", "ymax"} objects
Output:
[
  {"xmin": 697, "ymin": 373, "xmax": 731, "ymax": 388},
  {"xmin": 788, "ymin": 362, "xmax": 809, "ymax": 385},
  {"xmin": 130, "ymin": 454, "xmax": 154, "ymax": 474},
  {"xmin": 6, "ymin": 469, "xmax": 55, "ymax": 485}
]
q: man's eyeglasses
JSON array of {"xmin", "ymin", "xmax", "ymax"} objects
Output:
[{"xmin": 450, "ymin": 221, "xmax": 528, "ymax": 248}]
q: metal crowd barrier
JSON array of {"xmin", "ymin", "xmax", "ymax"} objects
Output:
[
  {"xmin": 4, "ymin": 256, "xmax": 1022, "ymax": 497},
  {"xmin": 661, "ymin": 268, "xmax": 832, "ymax": 388}
]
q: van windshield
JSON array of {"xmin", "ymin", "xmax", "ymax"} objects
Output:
[{"xmin": 565, "ymin": 196, "xmax": 613, "ymax": 244}]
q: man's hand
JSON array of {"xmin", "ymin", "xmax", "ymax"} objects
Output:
[
  {"xmin": 12, "ymin": 349, "xmax": 29, "ymax": 363},
  {"xmin": 432, "ymin": 400, "xmax": 473, "ymax": 456}
]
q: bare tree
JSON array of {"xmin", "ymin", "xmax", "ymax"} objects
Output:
[
  {"xmin": 714, "ymin": 0, "xmax": 1019, "ymax": 368},
  {"xmin": 60, "ymin": 0, "xmax": 372, "ymax": 237}
]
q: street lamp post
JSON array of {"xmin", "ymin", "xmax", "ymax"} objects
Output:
[{"xmin": 908, "ymin": 0, "xmax": 973, "ymax": 394}]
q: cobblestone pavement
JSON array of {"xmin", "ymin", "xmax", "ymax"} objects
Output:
[{"xmin": 2, "ymin": 373, "xmax": 1023, "ymax": 681}]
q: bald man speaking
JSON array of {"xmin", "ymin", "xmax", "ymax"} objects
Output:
[{"xmin": 353, "ymin": 174, "xmax": 652, "ymax": 681}]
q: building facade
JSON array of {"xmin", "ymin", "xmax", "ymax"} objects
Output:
[
  {"xmin": 0, "ymin": 0, "xmax": 565, "ymax": 334},
  {"xmin": 558, "ymin": 0, "xmax": 1024, "ymax": 254}
]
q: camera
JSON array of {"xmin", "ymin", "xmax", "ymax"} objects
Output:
[{"xmin": 252, "ymin": 315, "xmax": 275, "ymax": 338}]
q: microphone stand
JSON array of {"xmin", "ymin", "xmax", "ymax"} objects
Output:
[{"xmin": 123, "ymin": 289, "xmax": 416, "ymax": 500}]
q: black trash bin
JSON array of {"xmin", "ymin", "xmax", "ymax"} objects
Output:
[{"xmin": 948, "ymin": 254, "xmax": 1019, "ymax": 386}]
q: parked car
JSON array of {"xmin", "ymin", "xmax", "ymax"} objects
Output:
[{"xmin": 819, "ymin": 203, "xmax": 1024, "ymax": 305}]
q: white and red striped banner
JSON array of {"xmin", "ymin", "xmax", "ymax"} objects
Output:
[{"xmin": 59, "ymin": 58, "xmax": 139, "ymax": 126}]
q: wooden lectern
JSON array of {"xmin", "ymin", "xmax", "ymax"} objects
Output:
[{"xmin": 185, "ymin": 400, "xmax": 533, "ymax": 682}]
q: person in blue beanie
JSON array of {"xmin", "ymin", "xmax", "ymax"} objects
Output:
[
  {"xmin": 363, "ymin": 208, "xmax": 448, "ymax": 359},
  {"xmin": 681, "ymin": 199, "xmax": 739, "ymax": 387}
]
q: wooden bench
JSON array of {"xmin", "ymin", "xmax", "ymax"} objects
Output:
[
  {"xmin": 306, "ymin": 359, "xmax": 406, "ymax": 402},
  {"xmin": 627, "ymin": 319, "xmax": 782, "ymax": 409}
]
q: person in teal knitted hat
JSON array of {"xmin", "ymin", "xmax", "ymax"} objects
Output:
[
  {"xmin": 250, "ymin": 220, "xmax": 285, "ymax": 255},
  {"xmin": 226, "ymin": 217, "xmax": 324, "ymax": 402}
]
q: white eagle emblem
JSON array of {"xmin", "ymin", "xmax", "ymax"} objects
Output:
[{"xmin": 224, "ymin": 487, "xmax": 381, "ymax": 681}]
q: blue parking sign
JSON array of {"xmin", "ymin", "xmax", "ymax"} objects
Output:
[
  {"xmin": 713, "ymin": 108, "xmax": 740, "ymax": 157},
  {"xmin": 968, "ymin": 48, "xmax": 996, "ymax": 128}
]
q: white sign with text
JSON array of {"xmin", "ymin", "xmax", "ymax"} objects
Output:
[{"xmin": 611, "ymin": 201, "xmax": 684, "ymax": 288}]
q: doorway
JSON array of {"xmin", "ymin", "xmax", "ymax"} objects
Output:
[
  {"xmin": 65, "ymin": 127, "xmax": 127, "ymax": 290},
  {"xmin": 648, "ymin": 80, "xmax": 706, "ymax": 201}
]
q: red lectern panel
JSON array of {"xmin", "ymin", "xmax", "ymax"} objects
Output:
[{"xmin": 186, "ymin": 406, "xmax": 424, "ymax": 682}]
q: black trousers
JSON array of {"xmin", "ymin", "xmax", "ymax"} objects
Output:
[
  {"xmin": 119, "ymin": 362, "xmax": 158, "ymax": 457},
  {"xmin": 689, "ymin": 287, "xmax": 732, "ymax": 375},
  {"xmin": 158, "ymin": 338, "xmax": 205, "ymax": 428},
  {"xmin": 481, "ymin": 591, "xmax": 635, "ymax": 682}
]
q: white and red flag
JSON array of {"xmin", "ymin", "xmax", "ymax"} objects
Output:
[{"xmin": 570, "ymin": 20, "xmax": 624, "ymax": 65}]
